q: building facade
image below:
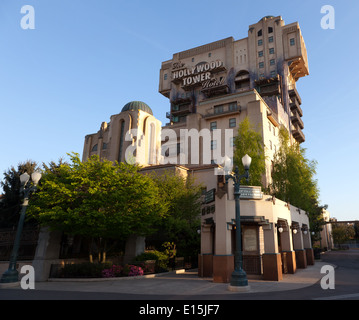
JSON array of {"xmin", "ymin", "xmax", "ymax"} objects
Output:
[{"xmin": 83, "ymin": 16, "xmax": 314, "ymax": 282}]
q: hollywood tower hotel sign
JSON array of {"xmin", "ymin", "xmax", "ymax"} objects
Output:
[{"xmin": 171, "ymin": 60, "xmax": 226, "ymax": 89}]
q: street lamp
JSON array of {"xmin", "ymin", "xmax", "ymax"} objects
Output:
[
  {"xmin": 224, "ymin": 154, "xmax": 251, "ymax": 290},
  {"xmin": 0, "ymin": 171, "xmax": 42, "ymax": 284}
]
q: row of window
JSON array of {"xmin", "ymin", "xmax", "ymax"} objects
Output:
[
  {"xmin": 259, "ymin": 59, "xmax": 276, "ymax": 69},
  {"xmin": 258, "ymin": 36, "xmax": 274, "ymax": 46},
  {"xmin": 257, "ymin": 27, "xmax": 273, "ymax": 37},
  {"xmin": 210, "ymin": 118, "xmax": 236, "ymax": 130},
  {"xmin": 211, "ymin": 137, "xmax": 236, "ymax": 150},
  {"xmin": 259, "ymin": 70, "xmax": 277, "ymax": 78},
  {"xmin": 258, "ymin": 48, "xmax": 275, "ymax": 57},
  {"xmin": 91, "ymin": 142, "xmax": 108, "ymax": 152}
]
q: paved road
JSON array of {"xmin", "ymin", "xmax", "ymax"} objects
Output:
[{"xmin": 0, "ymin": 250, "xmax": 358, "ymax": 302}]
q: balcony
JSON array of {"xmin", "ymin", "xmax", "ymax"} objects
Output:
[
  {"xmin": 291, "ymin": 111, "xmax": 304, "ymax": 129},
  {"xmin": 292, "ymin": 125, "xmax": 305, "ymax": 143},
  {"xmin": 289, "ymin": 98, "xmax": 303, "ymax": 117},
  {"xmin": 288, "ymin": 86, "xmax": 302, "ymax": 105},
  {"xmin": 171, "ymin": 103, "xmax": 192, "ymax": 116},
  {"xmin": 203, "ymin": 104, "xmax": 241, "ymax": 119},
  {"xmin": 201, "ymin": 84, "xmax": 229, "ymax": 98},
  {"xmin": 255, "ymin": 75, "xmax": 281, "ymax": 98}
]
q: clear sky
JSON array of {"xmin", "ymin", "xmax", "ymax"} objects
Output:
[{"xmin": 0, "ymin": 0, "xmax": 358, "ymax": 221}]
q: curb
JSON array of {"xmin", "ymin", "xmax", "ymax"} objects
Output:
[{"xmin": 48, "ymin": 269, "xmax": 186, "ymax": 282}]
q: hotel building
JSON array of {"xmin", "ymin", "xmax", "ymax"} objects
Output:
[{"xmin": 83, "ymin": 16, "xmax": 315, "ymax": 282}]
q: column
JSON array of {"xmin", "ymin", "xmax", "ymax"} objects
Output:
[
  {"xmin": 198, "ymin": 223, "xmax": 214, "ymax": 277},
  {"xmin": 123, "ymin": 235, "xmax": 145, "ymax": 264},
  {"xmin": 32, "ymin": 227, "xmax": 62, "ymax": 281},
  {"xmin": 212, "ymin": 195, "xmax": 234, "ymax": 283},
  {"xmin": 292, "ymin": 224, "xmax": 307, "ymax": 269},
  {"xmin": 280, "ymin": 226, "xmax": 296, "ymax": 274},
  {"xmin": 262, "ymin": 223, "xmax": 282, "ymax": 281},
  {"xmin": 303, "ymin": 226, "xmax": 314, "ymax": 265}
]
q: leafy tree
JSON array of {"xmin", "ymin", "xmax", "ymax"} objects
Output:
[
  {"xmin": 147, "ymin": 171, "xmax": 202, "ymax": 258},
  {"xmin": 270, "ymin": 128, "xmax": 319, "ymax": 212},
  {"xmin": 233, "ymin": 117, "xmax": 266, "ymax": 187},
  {"xmin": 27, "ymin": 153, "xmax": 167, "ymax": 262},
  {"xmin": 270, "ymin": 128, "xmax": 325, "ymax": 236},
  {"xmin": 0, "ymin": 160, "xmax": 38, "ymax": 228},
  {"xmin": 332, "ymin": 223, "xmax": 355, "ymax": 247},
  {"xmin": 354, "ymin": 222, "xmax": 359, "ymax": 240}
]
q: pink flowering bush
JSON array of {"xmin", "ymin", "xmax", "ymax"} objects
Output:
[
  {"xmin": 101, "ymin": 265, "xmax": 123, "ymax": 278},
  {"xmin": 101, "ymin": 264, "xmax": 143, "ymax": 278},
  {"xmin": 128, "ymin": 265, "xmax": 144, "ymax": 277}
]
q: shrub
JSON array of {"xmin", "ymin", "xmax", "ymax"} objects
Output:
[
  {"xmin": 134, "ymin": 250, "xmax": 169, "ymax": 272},
  {"xmin": 101, "ymin": 264, "xmax": 144, "ymax": 278},
  {"xmin": 62, "ymin": 262, "xmax": 112, "ymax": 278},
  {"xmin": 128, "ymin": 265, "xmax": 144, "ymax": 277},
  {"xmin": 101, "ymin": 265, "xmax": 123, "ymax": 278}
]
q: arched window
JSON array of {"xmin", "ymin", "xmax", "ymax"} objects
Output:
[
  {"xmin": 91, "ymin": 144, "xmax": 98, "ymax": 152},
  {"xmin": 148, "ymin": 123, "xmax": 156, "ymax": 164},
  {"xmin": 118, "ymin": 119, "xmax": 125, "ymax": 162}
]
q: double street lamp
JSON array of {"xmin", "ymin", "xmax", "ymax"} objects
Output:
[
  {"xmin": 223, "ymin": 154, "xmax": 252, "ymax": 290},
  {"xmin": 0, "ymin": 171, "xmax": 42, "ymax": 284}
]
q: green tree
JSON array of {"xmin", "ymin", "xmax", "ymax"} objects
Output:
[
  {"xmin": 0, "ymin": 160, "xmax": 38, "ymax": 228},
  {"xmin": 270, "ymin": 128, "xmax": 325, "ymax": 237},
  {"xmin": 270, "ymin": 128, "xmax": 319, "ymax": 212},
  {"xmin": 147, "ymin": 171, "xmax": 202, "ymax": 258},
  {"xmin": 233, "ymin": 117, "xmax": 266, "ymax": 187},
  {"xmin": 332, "ymin": 223, "xmax": 355, "ymax": 248},
  {"xmin": 27, "ymin": 153, "xmax": 167, "ymax": 262}
]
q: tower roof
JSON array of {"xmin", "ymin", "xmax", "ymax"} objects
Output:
[{"xmin": 121, "ymin": 101, "xmax": 153, "ymax": 115}]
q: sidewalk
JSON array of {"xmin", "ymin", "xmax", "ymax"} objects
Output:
[{"xmin": 3, "ymin": 261, "xmax": 331, "ymax": 296}]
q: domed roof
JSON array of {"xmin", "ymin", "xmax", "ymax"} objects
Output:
[
  {"xmin": 121, "ymin": 101, "xmax": 153, "ymax": 115},
  {"xmin": 259, "ymin": 15, "xmax": 275, "ymax": 22}
]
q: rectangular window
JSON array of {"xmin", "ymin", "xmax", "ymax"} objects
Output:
[
  {"xmin": 229, "ymin": 103, "xmax": 237, "ymax": 111},
  {"xmin": 258, "ymin": 39, "xmax": 263, "ymax": 46},
  {"xmin": 164, "ymin": 73, "xmax": 168, "ymax": 80},
  {"xmin": 214, "ymin": 105, "xmax": 224, "ymax": 114},
  {"xmin": 270, "ymin": 59, "xmax": 275, "ymax": 66},
  {"xmin": 258, "ymin": 51, "xmax": 263, "ymax": 57},
  {"xmin": 269, "ymin": 36, "xmax": 274, "ymax": 43},
  {"xmin": 230, "ymin": 137, "xmax": 235, "ymax": 147},
  {"xmin": 229, "ymin": 118, "xmax": 236, "ymax": 128},
  {"xmin": 269, "ymin": 48, "xmax": 275, "ymax": 54},
  {"xmin": 269, "ymin": 140, "xmax": 272, "ymax": 150},
  {"xmin": 268, "ymin": 27, "xmax": 273, "ymax": 34},
  {"xmin": 290, "ymin": 38, "xmax": 295, "ymax": 46},
  {"xmin": 211, "ymin": 140, "xmax": 217, "ymax": 150},
  {"xmin": 259, "ymin": 62, "xmax": 264, "ymax": 68},
  {"xmin": 270, "ymin": 70, "xmax": 276, "ymax": 77},
  {"xmin": 210, "ymin": 121, "xmax": 217, "ymax": 131}
]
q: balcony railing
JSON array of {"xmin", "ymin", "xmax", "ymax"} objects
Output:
[
  {"xmin": 203, "ymin": 104, "xmax": 241, "ymax": 119},
  {"xmin": 289, "ymin": 99, "xmax": 303, "ymax": 117},
  {"xmin": 291, "ymin": 111, "xmax": 304, "ymax": 129},
  {"xmin": 288, "ymin": 86, "xmax": 302, "ymax": 105},
  {"xmin": 292, "ymin": 125, "xmax": 305, "ymax": 143}
]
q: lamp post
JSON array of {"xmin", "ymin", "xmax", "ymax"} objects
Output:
[
  {"xmin": 0, "ymin": 171, "xmax": 42, "ymax": 284},
  {"xmin": 224, "ymin": 154, "xmax": 251, "ymax": 290}
]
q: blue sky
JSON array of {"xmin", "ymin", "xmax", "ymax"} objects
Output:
[{"xmin": 0, "ymin": 0, "xmax": 358, "ymax": 221}]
